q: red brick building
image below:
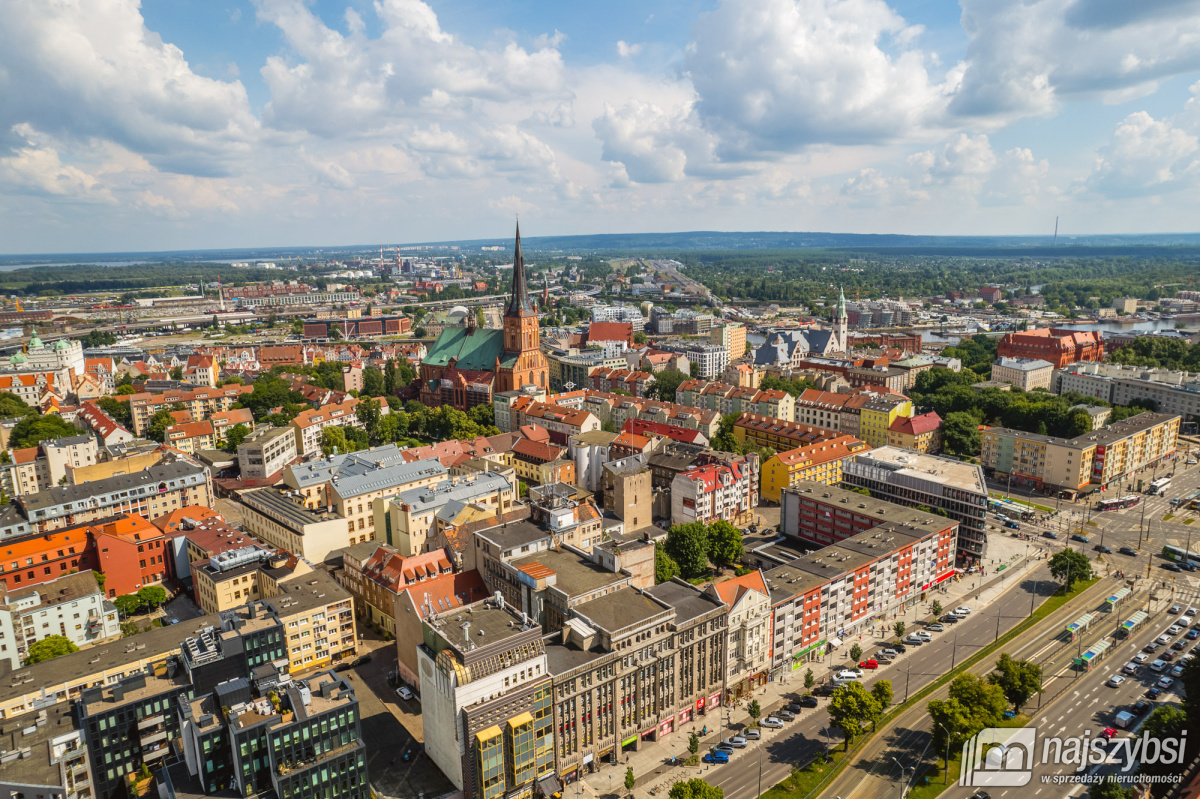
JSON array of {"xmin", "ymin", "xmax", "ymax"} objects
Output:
[{"xmin": 997, "ymin": 328, "xmax": 1104, "ymax": 369}]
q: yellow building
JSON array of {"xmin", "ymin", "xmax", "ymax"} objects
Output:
[
  {"xmin": 886, "ymin": 411, "xmax": 943, "ymax": 454},
  {"xmin": 858, "ymin": 396, "xmax": 913, "ymax": 448},
  {"xmin": 710, "ymin": 322, "xmax": 747, "ymax": 363},
  {"xmin": 761, "ymin": 436, "xmax": 870, "ymax": 503}
]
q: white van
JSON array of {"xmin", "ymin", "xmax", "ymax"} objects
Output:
[{"xmin": 1151, "ymin": 659, "xmax": 1168, "ymax": 673}]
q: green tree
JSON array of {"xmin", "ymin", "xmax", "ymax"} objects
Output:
[
  {"xmin": 412, "ymin": 326, "xmax": 427, "ymax": 338},
  {"xmin": 467, "ymin": 403, "xmax": 495, "ymax": 428},
  {"xmin": 114, "ymin": 594, "xmax": 143, "ymax": 616},
  {"xmin": 1139, "ymin": 705, "xmax": 1187, "ymax": 777},
  {"xmin": 361, "ymin": 367, "xmax": 386, "ymax": 397},
  {"xmin": 355, "ymin": 398, "xmax": 382, "ymax": 440},
  {"xmin": 24, "ymin": 635, "xmax": 79, "ymax": 665},
  {"xmin": 948, "ymin": 673, "xmax": 1009, "ymax": 728},
  {"xmin": 137, "ymin": 585, "xmax": 168, "ymax": 609},
  {"xmin": 931, "ymin": 600, "xmax": 943, "ymax": 618},
  {"xmin": 222, "ymin": 423, "xmax": 251, "ymax": 453},
  {"xmin": 633, "ymin": 331, "xmax": 648, "ymax": 345},
  {"xmin": 654, "ymin": 544, "xmax": 679, "ymax": 584},
  {"xmin": 927, "ymin": 697, "xmax": 977, "ymax": 776},
  {"xmin": 706, "ymin": 520, "xmax": 744, "ymax": 567},
  {"xmin": 170, "ymin": 365, "xmax": 183, "ymax": 380},
  {"xmin": 828, "ymin": 682, "xmax": 882, "ymax": 749},
  {"xmin": 116, "ymin": 383, "xmax": 138, "ymax": 395},
  {"xmin": 146, "ymin": 409, "xmax": 175, "ymax": 443},
  {"xmin": 664, "ymin": 522, "xmax": 710, "ymax": 579},
  {"xmin": 942, "ymin": 411, "xmax": 982, "ymax": 458},
  {"xmin": 8, "ymin": 415, "xmax": 79, "ymax": 448},
  {"xmin": 121, "ymin": 620, "xmax": 142, "ymax": 638},
  {"xmin": 893, "ymin": 621, "xmax": 905, "ymax": 639},
  {"xmin": 0, "ymin": 391, "xmax": 36, "ymax": 419},
  {"xmin": 871, "ymin": 681, "xmax": 893, "ymax": 717},
  {"xmin": 1090, "ymin": 776, "xmax": 1129, "ymax": 799},
  {"xmin": 96, "ymin": 396, "xmax": 134, "ymax": 427},
  {"xmin": 666, "ymin": 779, "xmax": 722, "ymax": 799},
  {"xmin": 711, "ymin": 413, "xmax": 741, "ymax": 454},
  {"xmin": 644, "ymin": 368, "xmax": 688, "ymax": 402},
  {"xmin": 624, "ymin": 767, "xmax": 636, "ymax": 792},
  {"xmin": 849, "ymin": 643, "xmax": 863, "ymax": 663},
  {"xmin": 988, "ymin": 653, "xmax": 1043, "ymax": 710},
  {"xmin": 687, "ymin": 732, "xmax": 699, "ymax": 756},
  {"xmin": 320, "ymin": 426, "xmax": 352, "ymax": 456},
  {"xmin": 747, "ymin": 699, "xmax": 762, "ymax": 726},
  {"xmin": 804, "ymin": 668, "xmax": 815, "ymax": 690},
  {"xmin": 601, "ymin": 419, "xmax": 618, "ymax": 433},
  {"xmin": 384, "ymin": 360, "xmax": 398, "ymax": 395},
  {"xmin": 1049, "ymin": 548, "xmax": 1093, "ymax": 591}
]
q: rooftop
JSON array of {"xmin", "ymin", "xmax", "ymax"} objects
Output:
[
  {"xmin": 573, "ymin": 586, "xmax": 670, "ymax": 634},
  {"xmin": 241, "ymin": 487, "xmax": 342, "ymax": 528},
  {"xmin": 845, "ymin": 446, "xmax": 986, "ymax": 495},
  {"xmin": 0, "ymin": 702, "xmax": 80, "ymax": 788},
  {"xmin": 425, "ymin": 599, "xmax": 534, "ymax": 656},
  {"xmin": 1, "ymin": 570, "xmax": 103, "ymax": 608},
  {"xmin": 391, "ymin": 472, "xmax": 511, "ymax": 515},
  {"xmin": 644, "ymin": 579, "xmax": 722, "ymax": 623},
  {"xmin": 19, "ymin": 460, "xmax": 207, "ymax": 513},
  {"xmin": 474, "ymin": 520, "xmax": 552, "ymax": 552},
  {"xmin": 510, "ymin": 548, "xmax": 628, "ymax": 598}
]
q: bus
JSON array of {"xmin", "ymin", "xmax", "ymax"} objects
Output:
[
  {"xmin": 1149, "ymin": 477, "xmax": 1172, "ymax": 496},
  {"xmin": 1099, "ymin": 495, "xmax": 1141, "ymax": 511},
  {"xmin": 1162, "ymin": 545, "xmax": 1200, "ymax": 566}
]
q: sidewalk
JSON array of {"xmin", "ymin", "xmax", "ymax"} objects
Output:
[{"xmin": 581, "ymin": 536, "xmax": 1046, "ymax": 799}]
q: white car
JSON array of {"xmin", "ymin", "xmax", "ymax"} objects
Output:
[
  {"xmin": 954, "ymin": 606, "xmax": 972, "ymax": 616},
  {"xmin": 1123, "ymin": 662, "xmax": 1139, "ymax": 675},
  {"xmin": 915, "ymin": 631, "xmax": 933, "ymax": 641},
  {"xmin": 1134, "ymin": 653, "xmax": 1150, "ymax": 664},
  {"xmin": 1189, "ymin": 608, "xmax": 1199, "ymax": 616},
  {"xmin": 1107, "ymin": 675, "xmax": 1126, "ymax": 687},
  {"xmin": 835, "ymin": 669, "xmax": 862, "ymax": 681},
  {"xmin": 1158, "ymin": 634, "xmax": 1172, "ymax": 645},
  {"xmin": 1157, "ymin": 677, "xmax": 1174, "ymax": 690},
  {"xmin": 1172, "ymin": 665, "xmax": 1185, "ymax": 677},
  {"xmin": 761, "ymin": 717, "xmax": 784, "ymax": 728},
  {"xmin": 396, "ymin": 686, "xmax": 414, "ymax": 700},
  {"xmin": 724, "ymin": 736, "xmax": 747, "ymax": 748},
  {"xmin": 1183, "ymin": 617, "xmax": 1194, "ymax": 626},
  {"xmin": 1169, "ymin": 625, "xmax": 1184, "ymax": 635}
]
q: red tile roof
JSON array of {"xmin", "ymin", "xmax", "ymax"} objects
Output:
[
  {"xmin": 889, "ymin": 411, "xmax": 942, "ymax": 436},
  {"xmin": 713, "ymin": 570, "xmax": 768, "ymax": 606}
]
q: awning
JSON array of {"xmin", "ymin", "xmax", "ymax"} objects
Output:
[
  {"xmin": 829, "ymin": 637, "xmax": 843, "ymax": 648},
  {"xmin": 537, "ymin": 774, "xmax": 563, "ymax": 798}
]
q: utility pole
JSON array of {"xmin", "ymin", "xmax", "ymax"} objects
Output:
[
  {"xmin": 904, "ymin": 660, "xmax": 911, "ymax": 703},
  {"xmin": 1138, "ymin": 499, "xmax": 1149, "ymax": 549},
  {"xmin": 950, "ymin": 630, "xmax": 958, "ymax": 670}
]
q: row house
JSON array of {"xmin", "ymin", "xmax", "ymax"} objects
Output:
[
  {"xmin": 289, "ymin": 396, "xmax": 390, "ymax": 457},
  {"xmin": 125, "ymin": 384, "xmax": 254, "ymax": 436},
  {"xmin": 670, "ymin": 452, "xmax": 760, "ymax": 526},
  {"xmin": 164, "ymin": 420, "xmax": 215, "ymax": 454},
  {"xmin": 549, "ymin": 390, "xmax": 722, "ymax": 440},
  {"xmin": 508, "ymin": 397, "xmax": 601, "ymax": 447},
  {"xmin": 760, "ymin": 435, "xmax": 871, "ymax": 503},
  {"xmin": 676, "ymin": 380, "xmax": 796, "ymax": 422}
]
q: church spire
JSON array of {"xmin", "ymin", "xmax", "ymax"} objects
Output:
[
  {"xmin": 507, "ymin": 219, "xmax": 533, "ymax": 317},
  {"xmin": 836, "ymin": 285, "xmax": 847, "ymax": 320}
]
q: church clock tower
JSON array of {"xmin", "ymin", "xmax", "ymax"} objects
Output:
[{"xmin": 499, "ymin": 222, "xmax": 549, "ymax": 392}]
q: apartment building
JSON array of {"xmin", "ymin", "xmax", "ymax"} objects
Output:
[
  {"xmin": 165, "ymin": 420, "xmax": 216, "ymax": 454},
  {"xmin": 587, "ymin": 367, "xmax": 656, "ymax": 398},
  {"xmin": 393, "ymin": 569, "xmax": 490, "ymax": 690},
  {"xmin": 887, "ymin": 411, "xmax": 943, "ymax": 454},
  {"xmin": 675, "ymin": 380, "xmax": 796, "ymax": 422},
  {"xmin": 0, "ymin": 703, "xmax": 93, "ymax": 799},
  {"xmin": 714, "ymin": 571, "xmax": 770, "ymax": 699},
  {"xmin": 980, "ymin": 412, "xmax": 1181, "ymax": 493},
  {"xmin": 550, "ymin": 389, "xmax": 722, "ymax": 440},
  {"xmin": 841, "ymin": 447, "xmax": 988, "ymax": 562},
  {"xmin": 240, "ymin": 488, "xmax": 351, "ymax": 565},
  {"xmin": 263, "ymin": 568, "xmax": 357, "ymax": 675},
  {"xmin": 125, "ymin": 385, "xmax": 254, "ymax": 436},
  {"xmin": 671, "ymin": 452, "xmax": 760, "ymax": 526},
  {"xmin": 290, "ymin": 397, "xmax": 391, "ymax": 458},
  {"xmin": 4, "ymin": 435, "xmax": 100, "ymax": 497},
  {"xmin": 544, "ymin": 349, "xmax": 627, "ymax": 394},
  {"xmin": 760, "ymin": 435, "xmax": 870, "ymax": 503},
  {"xmin": 732, "ymin": 413, "xmax": 841, "ymax": 451},
  {"xmin": 511, "ymin": 439, "xmax": 576, "ymax": 487},
  {"xmin": 858, "ymin": 395, "xmax": 913, "ymax": 448},
  {"xmin": 507, "ymin": 397, "xmax": 601, "ymax": 446},
  {"xmin": 372, "ymin": 471, "xmax": 516, "ymax": 556},
  {"xmin": 0, "ymin": 571, "xmax": 119, "ymax": 669},
  {"xmin": 237, "ymin": 425, "xmax": 298, "ymax": 480},
  {"xmin": 709, "ymin": 322, "xmax": 747, "ymax": 364},
  {"xmin": 209, "ymin": 407, "xmax": 255, "ymax": 440},
  {"xmin": 680, "ymin": 343, "xmax": 728, "ymax": 378},
  {"xmin": 0, "ymin": 522, "xmax": 96, "ymax": 592},
  {"xmin": 340, "ymin": 543, "xmax": 452, "ymax": 635},
  {"xmin": 991, "ymin": 357, "xmax": 1055, "ymax": 391},
  {"xmin": 1053, "ymin": 362, "xmax": 1200, "ymax": 424}
]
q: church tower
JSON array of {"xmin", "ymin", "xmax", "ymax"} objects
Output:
[
  {"xmin": 499, "ymin": 222, "xmax": 549, "ymax": 391},
  {"xmin": 834, "ymin": 286, "xmax": 848, "ymax": 352}
]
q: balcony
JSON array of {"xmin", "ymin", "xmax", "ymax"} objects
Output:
[
  {"xmin": 138, "ymin": 714, "xmax": 165, "ymax": 730},
  {"xmin": 141, "ymin": 730, "xmax": 168, "ymax": 746}
]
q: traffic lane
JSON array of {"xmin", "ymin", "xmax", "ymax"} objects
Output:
[{"xmin": 704, "ymin": 713, "xmax": 834, "ymax": 797}]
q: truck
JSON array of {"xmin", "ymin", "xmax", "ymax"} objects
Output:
[{"xmin": 1115, "ymin": 710, "xmax": 1136, "ymax": 729}]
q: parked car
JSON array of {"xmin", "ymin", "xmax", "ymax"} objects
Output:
[
  {"xmin": 1170, "ymin": 605, "xmax": 1183, "ymax": 614},
  {"xmin": 761, "ymin": 717, "xmax": 784, "ymax": 728},
  {"xmin": 1072, "ymin": 534, "xmax": 1090, "ymax": 543},
  {"xmin": 1188, "ymin": 608, "xmax": 1198, "ymax": 616},
  {"xmin": 890, "ymin": 642, "xmax": 908, "ymax": 653},
  {"xmin": 713, "ymin": 744, "xmax": 735, "ymax": 755},
  {"xmin": 903, "ymin": 635, "xmax": 924, "ymax": 645},
  {"xmin": 704, "ymin": 752, "xmax": 730, "ymax": 764},
  {"xmin": 784, "ymin": 702, "xmax": 803, "ymax": 713},
  {"xmin": 1172, "ymin": 665, "xmax": 1185, "ymax": 677},
  {"xmin": 1158, "ymin": 634, "xmax": 1173, "ymax": 645},
  {"xmin": 799, "ymin": 696, "xmax": 819, "ymax": 708},
  {"xmin": 1173, "ymin": 640, "xmax": 1187, "ymax": 651},
  {"xmin": 926, "ymin": 623, "xmax": 945, "ymax": 633},
  {"xmin": 1132, "ymin": 700, "xmax": 1151, "ymax": 715},
  {"xmin": 724, "ymin": 736, "xmax": 747, "ymax": 748},
  {"xmin": 1161, "ymin": 563, "xmax": 1182, "ymax": 572},
  {"xmin": 1169, "ymin": 624, "xmax": 1184, "ymax": 635},
  {"xmin": 1095, "ymin": 545, "xmax": 1112, "ymax": 554},
  {"xmin": 835, "ymin": 669, "xmax": 862, "ymax": 681},
  {"xmin": 941, "ymin": 614, "xmax": 960, "ymax": 623},
  {"xmin": 954, "ymin": 606, "xmax": 972, "ymax": 616},
  {"xmin": 350, "ymin": 655, "xmax": 372, "ymax": 667},
  {"xmin": 1107, "ymin": 675, "xmax": 1126, "ymax": 687},
  {"xmin": 1182, "ymin": 616, "xmax": 1194, "ymax": 626},
  {"xmin": 1163, "ymin": 651, "xmax": 1177, "ymax": 662},
  {"xmin": 1147, "ymin": 687, "xmax": 1162, "ymax": 700},
  {"xmin": 1158, "ymin": 677, "xmax": 1174, "ymax": 690},
  {"xmin": 744, "ymin": 728, "xmax": 762, "ymax": 739},
  {"xmin": 1100, "ymin": 727, "xmax": 1118, "ymax": 741},
  {"xmin": 915, "ymin": 631, "xmax": 933, "ymax": 642},
  {"xmin": 776, "ymin": 710, "xmax": 796, "ymax": 721},
  {"xmin": 396, "ymin": 686, "xmax": 414, "ymax": 700},
  {"xmin": 1119, "ymin": 546, "xmax": 1139, "ymax": 556},
  {"xmin": 879, "ymin": 648, "xmax": 900, "ymax": 658},
  {"xmin": 1122, "ymin": 663, "xmax": 1139, "ymax": 675},
  {"xmin": 859, "ymin": 659, "xmax": 879, "ymax": 669},
  {"xmin": 1134, "ymin": 653, "xmax": 1150, "ymax": 663}
]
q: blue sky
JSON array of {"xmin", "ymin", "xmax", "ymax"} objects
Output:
[{"xmin": 2, "ymin": 0, "xmax": 1200, "ymax": 253}]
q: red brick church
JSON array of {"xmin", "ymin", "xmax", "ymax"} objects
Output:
[{"xmin": 418, "ymin": 223, "xmax": 549, "ymax": 409}]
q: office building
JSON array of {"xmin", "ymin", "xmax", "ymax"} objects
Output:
[
  {"xmin": 991, "ymin": 357, "xmax": 1055, "ymax": 391},
  {"xmin": 237, "ymin": 427, "xmax": 298, "ymax": 481}
]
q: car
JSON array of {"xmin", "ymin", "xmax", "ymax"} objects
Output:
[
  {"xmin": 813, "ymin": 684, "xmax": 836, "ymax": 697},
  {"xmin": 703, "ymin": 752, "xmax": 730, "ymax": 764},
  {"xmin": 1189, "ymin": 459, "xmax": 1198, "ymax": 466},
  {"xmin": 350, "ymin": 655, "xmax": 372, "ymax": 667},
  {"xmin": 785, "ymin": 702, "xmax": 803, "ymax": 713},
  {"xmin": 1095, "ymin": 545, "xmax": 1113, "ymax": 554},
  {"xmin": 744, "ymin": 728, "xmax": 762, "ymax": 739},
  {"xmin": 1159, "ymin": 634, "xmax": 1173, "ymax": 645},
  {"xmin": 1043, "ymin": 531, "xmax": 1059, "ymax": 539},
  {"xmin": 776, "ymin": 710, "xmax": 796, "ymax": 721},
  {"xmin": 1189, "ymin": 630, "xmax": 1200, "ymax": 641},
  {"xmin": 761, "ymin": 717, "xmax": 784, "ymax": 728},
  {"xmin": 1185, "ymin": 562, "xmax": 1199, "ymax": 573},
  {"xmin": 859, "ymin": 659, "xmax": 879, "ymax": 669},
  {"xmin": 994, "ymin": 513, "xmax": 1009, "ymax": 522},
  {"xmin": 1163, "ymin": 651, "xmax": 1176, "ymax": 662},
  {"xmin": 723, "ymin": 736, "xmax": 747, "ymax": 748},
  {"xmin": 954, "ymin": 606, "xmax": 972, "ymax": 616},
  {"xmin": 1183, "ymin": 616, "xmax": 1195, "ymax": 626},
  {"xmin": 1158, "ymin": 677, "xmax": 1174, "ymax": 690},
  {"xmin": 1144, "ymin": 642, "xmax": 1161, "ymax": 653},
  {"xmin": 835, "ymin": 669, "xmax": 862, "ymax": 681},
  {"xmin": 1147, "ymin": 687, "xmax": 1163, "ymax": 699},
  {"xmin": 1169, "ymin": 624, "xmax": 1185, "ymax": 635},
  {"xmin": 1005, "ymin": 520, "xmax": 1020, "ymax": 530},
  {"xmin": 1072, "ymin": 534, "xmax": 1090, "ymax": 543},
  {"xmin": 334, "ymin": 663, "xmax": 352, "ymax": 672},
  {"xmin": 903, "ymin": 635, "xmax": 924, "ymax": 645},
  {"xmin": 926, "ymin": 623, "xmax": 945, "ymax": 633},
  {"xmin": 396, "ymin": 686, "xmax": 414, "ymax": 700},
  {"xmin": 1133, "ymin": 700, "xmax": 1151, "ymax": 715},
  {"xmin": 1134, "ymin": 653, "xmax": 1150, "ymax": 663},
  {"xmin": 713, "ymin": 744, "xmax": 735, "ymax": 755},
  {"xmin": 971, "ymin": 791, "xmax": 992, "ymax": 799},
  {"xmin": 1163, "ymin": 563, "xmax": 1183, "ymax": 572},
  {"xmin": 941, "ymin": 613, "xmax": 960, "ymax": 623},
  {"xmin": 880, "ymin": 648, "xmax": 900, "ymax": 658},
  {"xmin": 164, "ymin": 617, "xmax": 179, "ymax": 625},
  {"xmin": 1172, "ymin": 665, "xmax": 1185, "ymax": 677},
  {"xmin": 1101, "ymin": 727, "xmax": 1118, "ymax": 741},
  {"xmin": 1189, "ymin": 608, "xmax": 1199, "ymax": 616},
  {"xmin": 1123, "ymin": 663, "xmax": 1140, "ymax": 675},
  {"xmin": 1170, "ymin": 605, "xmax": 1183, "ymax": 614},
  {"xmin": 1173, "ymin": 640, "xmax": 1188, "ymax": 651},
  {"xmin": 915, "ymin": 631, "xmax": 933, "ymax": 642},
  {"xmin": 1108, "ymin": 675, "xmax": 1126, "ymax": 687},
  {"xmin": 799, "ymin": 696, "xmax": 819, "ymax": 708},
  {"xmin": 1120, "ymin": 546, "xmax": 1139, "ymax": 556}
]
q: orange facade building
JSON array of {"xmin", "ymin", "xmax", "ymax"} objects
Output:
[{"xmin": 997, "ymin": 328, "xmax": 1104, "ymax": 369}]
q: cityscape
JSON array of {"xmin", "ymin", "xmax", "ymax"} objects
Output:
[{"xmin": 3, "ymin": 5, "xmax": 1200, "ymax": 799}]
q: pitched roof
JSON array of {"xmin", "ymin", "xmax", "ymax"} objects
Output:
[
  {"xmin": 586, "ymin": 322, "xmax": 634, "ymax": 344},
  {"xmin": 511, "ymin": 437, "xmax": 566, "ymax": 463},
  {"xmin": 713, "ymin": 570, "xmax": 768, "ymax": 607},
  {"xmin": 422, "ymin": 328, "xmax": 506, "ymax": 371},
  {"xmin": 402, "ymin": 569, "xmax": 490, "ymax": 618},
  {"xmin": 889, "ymin": 411, "xmax": 943, "ymax": 436},
  {"xmin": 165, "ymin": 420, "xmax": 215, "ymax": 440}
]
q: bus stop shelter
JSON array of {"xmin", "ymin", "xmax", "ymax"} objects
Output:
[
  {"xmin": 1066, "ymin": 613, "xmax": 1094, "ymax": 642},
  {"xmin": 1105, "ymin": 587, "xmax": 1132, "ymax": 613},
  {"xmin": 1074, "ymin": 640, "xmax": 1112, "ymax": 671},
  {"xmin": 1118, "ymin": 610, "xmax": 1148, "ymax": 638}
]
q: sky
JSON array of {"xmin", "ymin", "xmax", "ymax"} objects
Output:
[{"xmin": 3, "ymin": 0, "xmax": 1200, "ymax": 254}]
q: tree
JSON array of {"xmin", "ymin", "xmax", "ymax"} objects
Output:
[
  {"xmin": 633, "ymin": 331, "xmax": 648, "ymax": 345},
  {"xmin": 988, "ymin": 653, "xmax": 1042, "ymax": 710},
  {"xmin": 711, "ymin": 413, "xmax": 741, "ymax": 453},
  {"xmin": 665, "ymin": 522, "xmax": 710, "ymax": 579},
  {"xmin": 355, "ymin": 398, "xmax": 382, "ymax": 440},
  {"xmin": 706, "ymin": 520, "xmax": 744, "ymax": 567},
  {"xmin": 1139, "ymin": 705, "xmax": 1187, "ymax": 777},
  {"xmin": 948, "ymin": 673, "xmax": 1008, "ymax": 728},
  {"xmin": 804, "ymin": 668, "xmax": 815, "ymax": 690},
  {"xmin": 828, "ymin": 682, "xmax": 882, "ymax": 749},
  {"xmin": 654, "ymin": 544, "xmax": 679, "ymax": 584},
  {"xmin": 412, "ymin": 326, "xmax": 427, "ymax": 338},
  {"xmin": 644, "ymin": 368, "xmax": 688, "ymax": 402},
  {"xmin": 121, "ymin": 620, "xmax": 142, "ymax": 638},
  {"xmin": 7, "ymin": 414, "xmax": 78, "ymax": 449},
  {"xmin": 137, "ymin": 585, "xmax": 168, "ymax": 609},
  {"xmin": 893, "ymin": 621, "xmax": 906, "ymax": 639},
  {"xmin": 467, "ymin": 403, "xmax": 495, "ymax": 428},
  {"xmin": 942, "ymin": 411, "xmax": 982, "ymax": 458},
  {"xmin": 1049, "ymin": 549, "xmax": 1093, "ymax": 591},
  {"xmin": 170, "ymin": 365, "xmax": 183, "ymax": 380},
  {"xmin": 116, "ymin": 383, "xmax": 138, "ymax": 395},
  {"xmin": 222, "ymin": 423, "xmax": 251, "ymax": 453},
  {"xmin": 361, "ymin": 367, "xmax": 386, "ymax": 397},
  {"xmin": 747, "ymin": 699, "xmax": 762, "ymax": 726},
  {"xmin": 927, "ymin": 698, "xmax": 977, "ymax": 775},
  {"xmin": 624, "ymin": 767, "xmax": 636, "ymax": 792},
  {"xmin": 146, "ymin": 409, "xmax": 175, "ymax": 443},
  {"xmin": 601, "ymin": 419, "xmax": 618, "ymax": 434},
  {"xmin": 24, "ymin": 635, "xmax": 79, "ymax": 665},
  {"xmin": 114, "ymin": 594, "xmax": 143, "ymax": 616},
  {"xmin": 688, "ymin": 732, "xmax": 699, "ymax": 756},
  {"xmin": 666, "ymin": 779, "xmax": 722, "ymax": 799},
  {"xmin": 931, "ymin": 600, "xmax": 943, "ymax": 618},
  {"xmin": 849, "ymin": 643, "xmax": 863, "ymax": 663},
  {"xmin": 320, "ymin": 426, "xmax": 352, "ymax": 456},
  {"xmin": 1090, "ymin": 776, "xmax": 1129, "ymax": 799},
  {"xmin": 0, "ymin": 391, "xmax": 36, "ymax": 419},
  {"xmin": 871, "ymin": 680, "xmax": 893, "ymax": 715}
]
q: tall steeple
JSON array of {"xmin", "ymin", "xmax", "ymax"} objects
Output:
[
  {"xmin": 836, "ymin": 285, "xmax": 847, "ymax": 321},
  {"xmin": 833, "ymin": 285, "xmax": 848, "ymax": 353},
  {"xmin": 506, "ymin": 220, "xmax": 533, "ymax": 317}
]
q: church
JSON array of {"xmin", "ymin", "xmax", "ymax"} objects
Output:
[
  {"xmin": 418, "ymin": 224, "xmax": 549, "ymax": 410},
  {"xmin": 753, "ymin": 287, "xmax": 849, "ymax": 369}
]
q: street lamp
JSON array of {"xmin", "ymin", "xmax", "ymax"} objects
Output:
[{"xmin": 932, "ymin": 722, "xmax": 953, "ymax": 784}]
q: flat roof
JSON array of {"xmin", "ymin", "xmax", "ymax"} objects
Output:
[
  {"xmin": 573, "ymin": 587, "xmax": 669, "ymax": 633},
  {"xmin": 644, "ymin": 580, "xmax": 722, "ymax": 623},
  {"xmin": 511, "ymin": 549, "xmax": 627, "ymax": 598},
  {"xmin": 846, "ymin": 446, "xmax": 986, "ymax": 495},
  {"xmin": 241, "ymin": 487, "xmax": 341, "ymax": 528},
  {"xmin": 0, "ymin": 702, "xmax": 77, "ymax": 788},
  {"xmin": 427, "ymin": 600, "xmax": 532, "ymax": 655},
  {"xmin": 474, "ymin": 520, "xmax": 552, "ymax": 551},
  {"xmin": 543, "ymin": 637, "xmax": 606, "ymax": 674},
  {"xmin": 785, "ymin": 481, "xmax": 953, "ymax": 529}
]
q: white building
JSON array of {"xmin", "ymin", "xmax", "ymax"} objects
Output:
[
  {"xmin": 681, "ymin": 343, "xmax": 729, "ymax": 379},
  {"xmin": 237, "ymin": 426, "xmax": 298, "ymax": 480},
  {"xmin": 1053, "ymin": 362, "xmax": 1200, "ymax": 423},
  {"xmin": 714, "ymin": 571, "xmax": 772, "ymax": 699},
  {"xmin": 991, "ymin": 357, "xmax": 1054, "ymax": 391},
  {"xmin": 589, "ymin": 304, "xmax": 646, "ymax": 332},
  {"xmin": 670, "ymin": 452, "xmax": 759, "ymax": 527},
  {"xmin": 0, "ymin": 571, "xmax": 119, "ymax": 668}
]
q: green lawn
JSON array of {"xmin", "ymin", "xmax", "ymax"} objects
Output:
[
  {"xmin": 1185, "ymin": 519, "xmax": 1195, "ymax": 526},
  {"xmin": 1164, "ymin": 514, "xmax": 1176, "ymax": 521},
  {"xmin": 904, "ymin": 715, "xmax": 1032, "ymax": 799},
  {"xmin": 759, "ymin": 749, "xmax": 847, "ymax": 799}
]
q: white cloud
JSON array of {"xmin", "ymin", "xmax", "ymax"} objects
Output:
[
  {"xmin": 616, "ymin": 41, "xmax": 643, "ymax": 57},
  {"xmin": 0, "ymin": 0, "xmax": 257, "ymax": 176},
  {"xmin": 0, "ymin": 125, "xmax": 115, "ymax": 204},
  {"xmin": 1086, "ymin": 111, "xmax": 1200, "ymax": 198}
]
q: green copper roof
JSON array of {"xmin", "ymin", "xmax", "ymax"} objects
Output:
[
  {"xmin": 836, "ymin": 286, "xmax": 846, "ymax": 319},
  {"xmin": 424, "ymin": 328, "xmax": 506, "ymax": 371}
]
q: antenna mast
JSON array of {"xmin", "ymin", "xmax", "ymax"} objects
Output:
[{"xmin": 1053, "ymin": 216, "xmax": 1059, "ymax": 246}]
